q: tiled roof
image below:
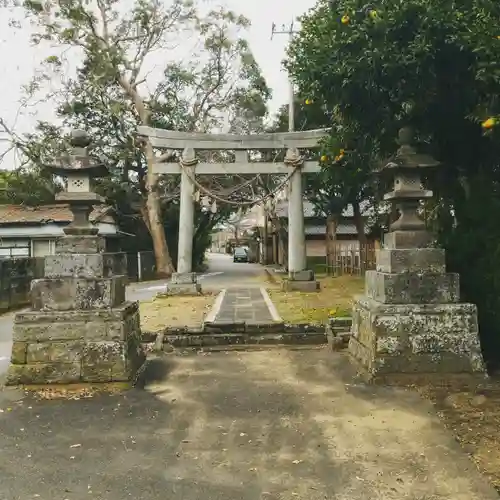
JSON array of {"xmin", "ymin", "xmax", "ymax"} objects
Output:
[{"xmin": 0, "ymin": 204, "xmax": 115, "ymax": 225}]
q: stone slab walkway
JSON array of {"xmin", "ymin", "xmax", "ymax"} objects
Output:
[
  {"xmin": 0, "ymin": 350, "xmax": 497, "ymax": 500},
  {"xmin": 209, "ymin": 287, "xmax": 280, "ymax": 324}
]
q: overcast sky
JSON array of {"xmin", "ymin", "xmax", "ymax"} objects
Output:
[{"xmin": 0, "ymin": 0, "xmax": 318, "ymax": 169}]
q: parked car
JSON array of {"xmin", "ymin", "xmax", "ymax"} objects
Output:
[{"xmin": 233, "ymin": 246, "xmax": 249, "ymax": 263}]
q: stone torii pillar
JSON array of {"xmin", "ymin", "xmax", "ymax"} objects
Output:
[
  {"xmin": 166, "ymin": 147, "xmax": 202, "ymax": 295},
  {"xmin": 283, "ymin": 148, "xmax": 319, "ymax": 292},
  {"xmin": 348, "ymin": 128, "xmax": 486, "ymax": 382},
  {"xmin": 6, "ymin": 130, "xmax": 145, "ymax": 385}
]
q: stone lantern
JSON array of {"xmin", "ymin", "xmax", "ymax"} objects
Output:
[
  {"xmin": 48, "ymin": 129, "xmax": 108, "ymax": 238},
  {"xmin": 347, "ymin": 128, "xmax": 486, "ymax": 382},
  {"xmin": 382, "ymin": 127, "xmax": 438, "ymax": 236},
  {"xmin": 5, "ymin": 129, "xmax": 145, "ymax": 386}
]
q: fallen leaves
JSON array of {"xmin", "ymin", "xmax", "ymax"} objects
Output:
[
  {"xmin": 24, "ymin": 382, "xmax": 130, "ymax": 400},
  {"xmin": 419, "ymin": 383, "xmax": 500, "ymax": 492}
]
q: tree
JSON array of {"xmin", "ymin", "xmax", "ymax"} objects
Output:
[
  {"xmin": 2, "ymin": 0, "xmax": 270, "ymax": 275},
  {"xmin": 0, "ymin": 168, "xmax": 60, "ymax": 205},
  {"xmin": 268, "ymin": 96, "xmax": 374, "ymax": 267},
  {"xmin": 286, "ymin": 0, "xmax": 500, "ymax": 366}
]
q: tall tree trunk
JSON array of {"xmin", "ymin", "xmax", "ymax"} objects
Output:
[
  {"xmin": 118, "ymin": 76, "xmax": 175, "ymax": 276},
  {"xmin": 276, "ymin": 218, "xmax": 288, "ymax": 269},
  {"xmin": 353, "ymin": 201, "xmax": 367, "ymax": 246},
  {"xmin": 272, "ymin": 232, "xmax": 278, "ymax": 264},
  {"xmin": 269, "ymin": 215, "xmax": 288, "ymax": 269},
  {"xmin": 262, "ymin": 213, "xmax": 268, "ymax": 265},
  {"xmin": 326, "ymin": 214, "xmax": 337, "ymax": 274},
  {"xmin": 353, "ymin": 201, "xmax": 367, "ymax": 273},
  {"xmin": 144, "ymin": 141, "xmax": 175, "ymax": 276}
]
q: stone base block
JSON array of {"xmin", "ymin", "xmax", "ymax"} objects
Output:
[
  {"xmin": 281, "ymin": 280, "xmax": 320, "ymax": 292},
  {"xmin": 5, "ymin": 301, "xmax": 145, "ymax": 385},
  {"xmin": 55, "ymin": 235, "xmax": 106, "ymax": 254},
  {"xmin": 165, "ymin": 282, "xmax": 202, "ymax": 296},
  {"xmin": 384, "ymin": 230, "xmax": 433, "ymax": 249},
  {"xmin": 44, "ymin": 252, "xmax": 128, "ymax": 279},
  {"xmin": 376, "ymin": 248, "xmax": 446, "ymax": 274},
  {"xmin": 171, "ymin": 272, "xmax": 197, "ymax": 284},
  {"xmin": 348, "ymin": 295, "xmax": 486, "ymax": 381},
  {"xmin": 365, "ymin": 270, "xmax": 459, "ymax": 304},
  {"xmin": 289, "ymin": 269, "xmax": 315, "ymax": 281},
  {"xmin": 31, "ymin": 275, "xmax": 126, "ymax": 311}
]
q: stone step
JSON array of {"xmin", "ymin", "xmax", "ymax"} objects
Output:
[
  {"xmin": 162, "ymin": 344, "xmax": 326, "ymax": 353},
  {"xmin": 142, "ymin": 331, "xmax": 327, "ymax": 351},
  {"xmin": 203, "ymin": 321, "xmax": 325, "ymax": 335}
]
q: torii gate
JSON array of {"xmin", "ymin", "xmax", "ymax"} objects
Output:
[{"xmin": 137, "ymin": 126, "xmax": 326, "ymax": 293}]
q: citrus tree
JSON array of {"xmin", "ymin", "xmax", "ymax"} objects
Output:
[{"xmin": 287, "ymin": 0, "xmax": 500, "ymax": 366}]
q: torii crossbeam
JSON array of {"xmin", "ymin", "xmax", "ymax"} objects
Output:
[{"xmin": 137, "ymin": 126, "xmax": 328, "ymax": 294}]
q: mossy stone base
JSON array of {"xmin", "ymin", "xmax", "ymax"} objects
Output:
[{"xmin": 5, "ymin": 302, "xmax": 145, "ymax": 385}]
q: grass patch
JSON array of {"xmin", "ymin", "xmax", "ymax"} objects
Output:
[
  {"xmin": 139, "ymin": 294, "xmax": 215, "ymax": 331},
  {"xmin": 268, "ymin": 274, "xmax": 365, "ymax": 324}
]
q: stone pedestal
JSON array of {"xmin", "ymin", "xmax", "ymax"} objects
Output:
[
  {"xmin": 5, "ymin": 245, "xmax": 145, "ymax": 385},
  {"xmin": 165, "ymin": 272, "xmax": 201, "ymax": 296},
  {"xmin": 281, "ymin": 269, "xmax": 320, "ymax": 292},
  {"xmin": 348, "ymin": 232, "xmax": 486, "ymax": 381},
  {"xmin": 5, "ymin": 129, "xmax": 146, "ymax": 385}
]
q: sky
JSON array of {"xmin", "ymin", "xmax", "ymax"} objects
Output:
[{"xmin": 0, "ymin": 0, "xmax": 318, "ymax": 169}]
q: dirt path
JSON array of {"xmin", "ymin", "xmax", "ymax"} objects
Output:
[{"xmin": 0, "ymin": 349, "xmax": 497, "ymax": 499}]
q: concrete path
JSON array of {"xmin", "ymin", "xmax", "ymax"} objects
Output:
[
  {"xmin": 0, "ymin": 349, "xmax": 497, "ymax": 500},
  {"xmin": 200, "ymin": 252, "xmax": 269, "ymax": 291},
  {"xmin": 208, "ymin": 287, "xmax": 280, "ymax": 324}
]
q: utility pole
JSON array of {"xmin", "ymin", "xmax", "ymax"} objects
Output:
[
  {"xmin": 271, "ymin": 21, "xmax": 299, "ymax": 133},
  {"xmin": 271, "ymin": 21, "xmax": 307, "ymax": 276}
]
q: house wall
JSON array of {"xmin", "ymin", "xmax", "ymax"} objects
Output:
[
  {"xmin": 0, "ymin": 223, "xmax": 119, "ymax": 259},
  {"xmin": 306, "ymin": 238, "xmax": 326, "ymax": 257},
  {"xmin": 0, "ymin": 239, "xmax": 30, "ymax": 258},
  {"xmin": 306, "ymin": 237, "xmax": 366, "ymax": 258}
]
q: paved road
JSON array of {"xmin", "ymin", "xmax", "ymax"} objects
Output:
[
  {"xmin": 198, "ymin": 252, "xmax": 266, "ymax": 290},
  {"xmin": 1, "ymin": 350, "xmax": 497, "ymax": 500},
  {"xmin": 0, "ymin": 252, "xmax": 265, "ymax": 375}
]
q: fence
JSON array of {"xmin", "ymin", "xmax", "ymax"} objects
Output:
[
  {"xmin": 306, "ymin": 242, "xmax": 376, "ymax": 276},
  {"xmin": 330, "ymin": 242, "xmax": 376, "ymax": 275},
  {"xmin": 126, "ymin": 251, "xmax": 157, "ymax": 282},
  {"xmin": 0, "ymin": 257, "xmax": 45, "ymax": 313}
]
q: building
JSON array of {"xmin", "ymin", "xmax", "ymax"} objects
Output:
[
  {"xmin": 274, "ymin": 200, "xmax": 373, "ymax": 256},
  {"xmin": 259, "ymin": 199, "xmax": 376, "ymax": 266},
  {"xmin": 211, "ymin": 205, "xmax": 261, "ymax": 253},
  {"xmin": 0, "ymin": 204, "xmax": 120, "ymax": 258}
]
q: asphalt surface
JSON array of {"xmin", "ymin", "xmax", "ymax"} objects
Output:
[
  {"xmin": 0, "ymin": 252, "xmax": 265, "ymax": 376},
  {"xmin": 0, "ymin": 350, "xmax": 497, "ymax": 500}
]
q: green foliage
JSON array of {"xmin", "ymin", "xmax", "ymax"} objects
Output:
[
  {"xmin": 287, "ymin": 0, "xmax": 500, "ymax": 367},
  {"xmin": 0, "ymin": 168, "xmax": 60, "ymax": 205}
]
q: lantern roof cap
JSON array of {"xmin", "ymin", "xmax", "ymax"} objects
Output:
[
  {"xmin": 45, "ymin": 129, "xmax": 109, "ymax": 178},
  {"xmin": 381, "ymin": 127, "xmax": 440, "ymax": 172}
]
